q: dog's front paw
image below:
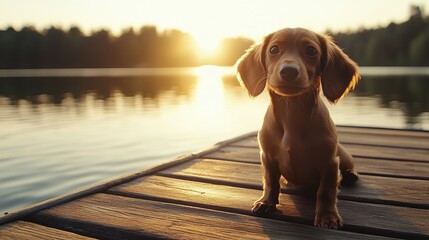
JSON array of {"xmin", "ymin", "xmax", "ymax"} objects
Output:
[
  {"xmin": 314, "ymin": 211, "xmax": 343, "ymax": 229},
  {"xmin": 252, "ymin": 201, "xmax": 277, "ymax": 216}
]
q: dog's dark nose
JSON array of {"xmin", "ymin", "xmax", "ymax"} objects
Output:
[{"xmin": 279, "ymin": 64, "xmax": 299, "ymax": 81}]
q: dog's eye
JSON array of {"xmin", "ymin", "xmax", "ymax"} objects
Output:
[
  {"xmin": 270, "ymin": 45, "xmax": 280, "ymax": 55},
  {"xmin": 305, "ymin": 46, "xmax": 317, "ymax": 57}
]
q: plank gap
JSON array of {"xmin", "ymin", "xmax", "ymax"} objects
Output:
[
  {"xmin": 336, "ymin": 125, "xmax": 429, "ymax": 137},
  {"xmin": 0, "ymin": 220, "xmax": 94, "ymax": 240},
  {"xmin": 26, "ymin": 213, "xmax": 164, "ymax": 240},
  {"xmin": 231, "ymin": 141, "xmax": 429, "ymax": 151},
  {"xmin": 204, "ymin": 154, "xmax": 429, "ymax": 165},
  {"xmin": 359, "ymin": 171, "xmax": 429, "ymax": 181},
  {"xmin": 342, "ymin": 224, "xmax": 428, "ymax": 240},
  {"xmin": 340, "ymin": 141, "xmax": 429, "ymax": 151},
  {"xmin": 352, "ymin": 155, "xmax": 429, "ymax": 163},
  {"xmin": 338, "ymin": 195, "xmax": 429, "ymax": 210},
  {"xmin": 202, "ymin": 156, "xmax": 261, "ymax": 164}
]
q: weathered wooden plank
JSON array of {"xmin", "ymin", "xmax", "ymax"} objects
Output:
[
  {"xmin": 205, "ymin": 146, "xmax": 429, "ymax": 179},
  {"xmin": 0, "ymin": 220, "xmax": 92, "ymax": 240},
  {"xmin": 229, "ymin": 139, "xmax": 429, "ymax": 162},
  {"xmin": 27, "ymin": 193, "xmax": 392, "ymax": 240},
  {"xmin": 204, "ymin": 146, "xmax": 260, "ymax": 163},
  {"xmin": 205, "ymin": 146, "xmax": 429, "ymax": 166},
  {"xmin": 337, "ymin": 126, "xmax": 429, "ymax": 150},
  {"xmin": 336, "ymin": 126, "xmax": 429, "ymax": 139},
  {"xmin": 355, "ymin": 158, "xmax": 429, "ymax": 180},
  {"xmin": 339, "ymin": 134, "xmax": 429, "ymax": 150},
  {"xmin": 160, "ymin": 158, "xmax": 261, "ymax": 186},
  {"xmin": 232, "ymin": 133, "xmax": 429, "ymax": 151},
  {"xmin": 230, "ymin": 127, "xmax": 429, "ymax": 149},
  {"xmin": 340, "ymin": 135, "xmax": 429, "ymax": 150},
  {"xmin": 159, "ymin": 158, "xmax": 429, "ymax": 208},
  {"xmin": 339, "ymin": 144, "xmax": 428, "ymax": 162},
  {"xmin": 109, "ymin": 175, "xmax": 428, "ymax": 239}
]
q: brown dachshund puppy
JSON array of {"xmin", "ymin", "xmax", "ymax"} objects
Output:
[{"xmin": 236, "ymin": 28, "xmax": 359, "ymax": 229}]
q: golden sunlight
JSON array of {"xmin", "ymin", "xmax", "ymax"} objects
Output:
[
  {"xmin": 194, "ymin": 35, "xmax": 222, "ymax": 57},
  {"xmin": 193, "ymin": 65, "xmax": 225, "ymax": 116}
]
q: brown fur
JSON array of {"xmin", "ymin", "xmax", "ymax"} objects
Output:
[{"xmin": 236, "ymin": 28, "xmax": 360, "ymax": 229}]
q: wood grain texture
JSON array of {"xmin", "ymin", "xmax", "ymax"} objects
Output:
[
  {"xmin": 0, "ymin": 221, "xmax": 92, "ymax": 240},
  {"xmin": 203, "ymin": 144, "xmax": 429, "ymax": 163},
  {"xmin": 354, "ymin": 158, "xmax": 429, "ymax": 180},
  {"xmin": 28, "ymin": 193, "xmax": 392, "ymax": 240},
  {"xmin": 228, "ymin": 140, "xmax": 429, "ymax": 162},
  {"xmin": 339, "ymin": 144, "xmax": 429, "ymax": 162},
  {"xmin": 109, "ymin": 175, "xmax": 428, "ymax": 239},
  {"xmin": 339, "ymin": 133, "xmax": 429, "ymax": 150},
  {"xmin": 336, "ymin": 126, "xmax": 429, "ymax": 138},
  {"xmin": 337, "ymin": 126, "xmax": 429, "ymax": 149},
  {"xmin": 159, "ymin": 158, "xmax": 429, "ymax": 208},
  {"xmin": 206, "ymin": 145, "xmax": 429, "ymax": 179},
  {"xmin": 230, "ymin": 127, "xmax": 429, "ymax": 150}
]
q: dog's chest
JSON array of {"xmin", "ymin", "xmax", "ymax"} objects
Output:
[{"xmin": 276, "ymin": 137, "xmax": 320, "ymax": 186}]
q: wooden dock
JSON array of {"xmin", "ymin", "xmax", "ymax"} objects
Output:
[{"xmin": 1, "ymin": 126, "xmax": 428, "ymax": 239}]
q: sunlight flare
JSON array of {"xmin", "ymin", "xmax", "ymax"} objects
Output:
[
  {"xmin": 193, "ymin": 65, "xmax": 225, "ymax": 116},
  {"xmin": 194, "ymin": 35, "xmax": 221, "ymax": 57}
]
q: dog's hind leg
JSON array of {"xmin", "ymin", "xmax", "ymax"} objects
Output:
[{"xmin": 337, "ymin": 143, "xmax": 359, "ymax": 184}]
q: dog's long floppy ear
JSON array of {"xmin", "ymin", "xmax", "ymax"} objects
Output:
[
  {"xmin": 235, "ymin": 34, "xmax": 272, "ymax": 97},
  {"xmin": 319, "ymin": 35, "xmax": 360, "ymax": 103}
]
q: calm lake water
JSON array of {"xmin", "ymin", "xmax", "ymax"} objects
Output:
[{"xmin": 0, "ymin": 66, "xmax": 428, "ymax": 214}]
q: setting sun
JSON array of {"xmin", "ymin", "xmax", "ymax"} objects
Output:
[{"xmin": 195, "ymin": 35, "xmax": 221, "ymax": 57}]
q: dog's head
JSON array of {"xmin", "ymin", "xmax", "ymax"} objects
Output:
[{"xmin": 236, "ymin": 28, "xmax": 359, "ymax": 103}]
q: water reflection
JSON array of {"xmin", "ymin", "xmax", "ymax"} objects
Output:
[
  {"xmin": 0, "ymin": 75, "xmax": 198, "ymax": 105},
  {"xmin": 355, "ymin": 75, "xmax": 429, "ymax": 126},
  {"xmin": 1, "ymin": 67, "xmax": 428, "ymax": 124}
]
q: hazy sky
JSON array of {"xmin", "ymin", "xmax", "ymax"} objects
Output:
[{"xmin": 1, "ymin": 0, "xmax": 428, "ymax": 51}]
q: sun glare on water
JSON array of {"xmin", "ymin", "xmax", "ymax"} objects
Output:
[{"xmin": 193, "ymin": 65, "xmax": 226, "ymax": 116}]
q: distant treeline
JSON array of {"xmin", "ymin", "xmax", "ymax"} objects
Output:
[
  {"xmin": 334, "ymin": 6, "xmax": 429, "ymax": 66},
  {"xmin": 0, "ymin": 5, "xmax": 427, "ymax": 69}
]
